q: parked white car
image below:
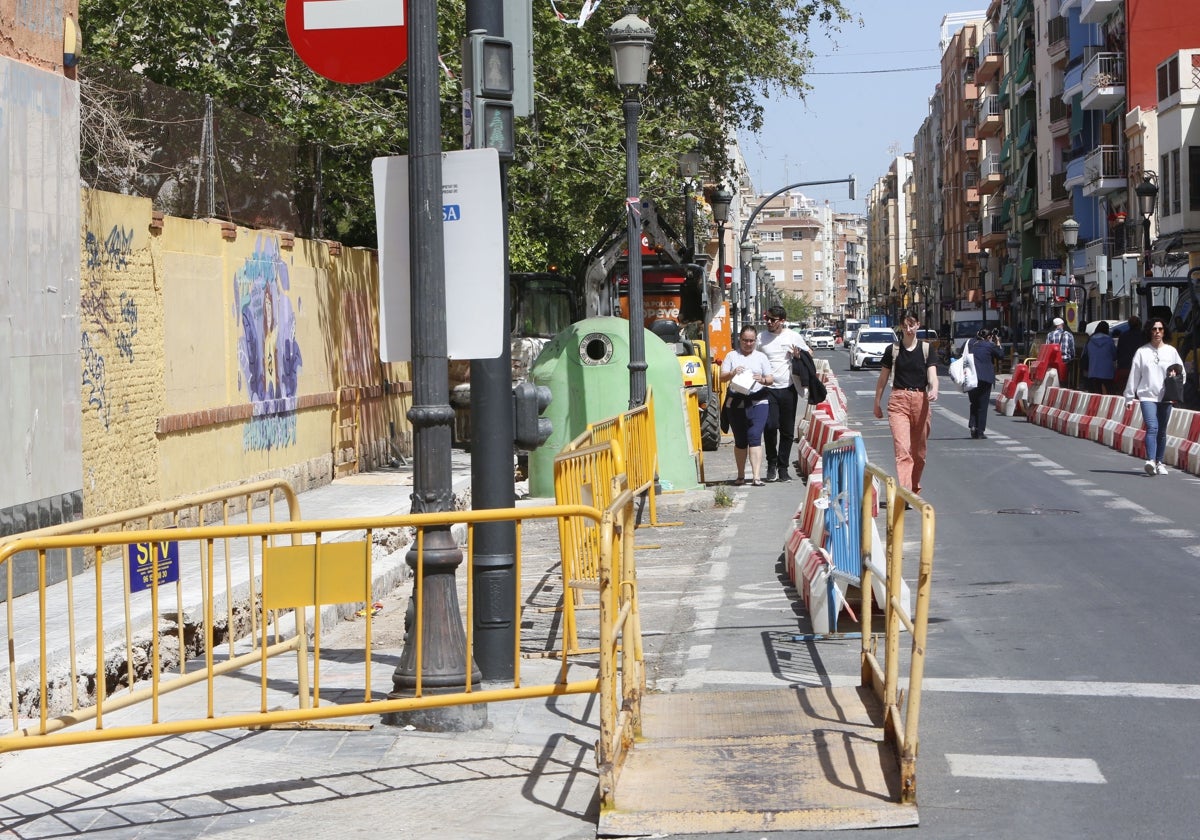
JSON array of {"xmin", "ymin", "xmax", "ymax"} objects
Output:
[
  {"xmin": 808, "ymin": 328, "xmax": 834, "ymax": 350},
  {"xmin": 850, "ymin": 328, "xmax": 897, "ymax": 371}
]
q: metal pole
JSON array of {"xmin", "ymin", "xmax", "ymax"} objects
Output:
[
  {"xmin": 683, "ymin": 180, "xmax": 695, "ymax": 260},
  {"xmin": 388, "ymin": 0, "xmax": 485, "ymax": 730},
  {"xmin": 624, "ymin": 89, "xmax": 647, "ymax": 408},
  {"xmin": 465, "ymin": 0, "xmax": 515, "ymax": 683}
]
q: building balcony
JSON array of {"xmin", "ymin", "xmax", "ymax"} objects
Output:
[
  {"xmin": 977, "ymin": 94, "xmax": 1003, "ymax": 138},
  {"xmin": 981, "ymin": 213, "xmax": 1009, "ymax": 248},
  {"xmin": 1041, "ymin": 171, "xmax": 1072, "ymax": 214},
  {"xmin": 1049, "ymin": 95, "xmax": 1071, "ymax": 136},
  {"xmin": 963, "ymin": 121, "xmax": 979, "ymax": 155},
  {"xmin": 1080, "ymin": 0, "xmax": 1119, "ymax": 25},
  {"xmin": 976, "ymin": 34, "xmax": 1002, "ymax": 83},
  {"xmin": 1081, "ymin": 52, "xmax": 1125, "ymax": 111},
  {"xmin": 979, "ymin": 153, "xmax": 1004, "ymax": 195},
  {"xmin": 963, "ymin": 80, "xmax": 979, "ymax": 101},
  {"xmin": 1064, "ymin": 153, "xmax": 1087, "ymax": 189},
  {"xmin": 1047, "ymin": 16, "xmax": 1069, "ymax": 64},
  {"xmin": 964, "ymin": 171, "xmax": 980, "ymax": 204},
  {"xmin": 1062, "ymin": 63, "xmax": 1083, "ymax": 102},
  {"xmin": 1082, "ymin": 145, "xmax": 1127, "ymax": 196}
]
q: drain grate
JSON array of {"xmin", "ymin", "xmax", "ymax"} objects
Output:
[{"xmin": 997, "ymin": 508, "xmax": 1079, "ymax": 515}]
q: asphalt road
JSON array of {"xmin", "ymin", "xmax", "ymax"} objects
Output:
[{"xmin": 674, "ymin": 348, "xmax": 1200, "ymax": 840}]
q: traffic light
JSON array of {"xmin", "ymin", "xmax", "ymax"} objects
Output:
[
  {"xmin": 513, "ymin": 382, "xmax": 552, "ymax": 450},
  {"xmin": 463, "ymin": 32, "xmax": 515, "ymax": 160}
]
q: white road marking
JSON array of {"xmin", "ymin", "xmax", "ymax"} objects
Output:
[
  {"xmin": 304, "ymin": 0, "xmax": 404, "ymax": 30},
  {"xmin": 1006, "ymin": 446, "xmax": 1033, "ymax": 452},
  {"xmin": 921, "ymin": 678, "xmax": 1200, "ymax": 699},
  {"xmin": 1153, "ymin": 529, "xmax": 1196, "ymax": 539},
  {"xmin": 945, "ymin": 754, "xmax": 1106, "ymax": 784},
  {"xmin": 1062, "ymin": 478, "xmax": 1095, "ymax": 486},
  {"xmin": 1104, "ymin": 498, "xmax": 1149, "ymax": 512},
  {"xmin": 1081, "ymin": 488, "xmax": 1115, "ymax": 496},
  {"xmin": 1132, "ymin": 514, "xmax": 1171, "ymax": 524},
  {"xmin": 1017, "ymin": 453, "xmax": 1044, "ymax": 459},
  {"xmin": 1184, "ymin": 545, "xmax": 1200, "ymax": 558},
  {"xmin": 1044, "ymin": 469, "xmax": 1074, "ymax": 476}
]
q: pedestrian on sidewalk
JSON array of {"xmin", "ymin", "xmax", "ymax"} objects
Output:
[
  {"xmin": 873, "ymin": 310, "xmax": 939, "ymax": 494},
  {"xmin": 757, "ymin": 305, "xmax": 810, "ymax": 482},
  {"xmin": 1082, "ymin": 320, "xmax": 1117, "ymax": 394},
  {"xmin": 967, "ymin": 328, "xmax": 1003, "ymax": 439},
  {"xmin": 721, "ymin": 326, "xmax": 774, "ymax": 486},
  {"xmin": 1048, "ymin": 317, "xmax": 1076, "ymax": 387},
  {"xmin": 1123, "ymin": 318, "xmax": 1186, "ymax": 476}
]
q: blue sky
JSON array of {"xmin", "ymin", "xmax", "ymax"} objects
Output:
[{"xmin": 737, "ymin": 1, "xmax": 983, "ymax": 214}]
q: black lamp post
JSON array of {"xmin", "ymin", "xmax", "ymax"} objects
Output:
[
  {"xmin": 607, "ymin": 8, "xmax": 655, "ymax": 409},
  {"xmin": 977, "ymin": 248, "xmax": 989, "ymax": 331},
  {"xmin": 1136, "ymin": 172, "xmax": 1159, "ymax": 279},
  {"xmin": 921, "ymin": 273, "xmax": 932, "ymax": 327},
  {"xmin": 710, "ymin": 187, "xmax": 733, "ymax": 344},
  {"xmin": 678, "ymin": 132, "xmax": 700, "ymax": 260},
  {"xmin": 751, "ymin": 251, "xmax": 763, "ymax": 325},
  {"xmin": 1061, "ymin": 216, "xmax": 1080, "ymax": 317},
  {"xmin": 737, "ymin": 239, "xmax": 754, "ymax": 333}
]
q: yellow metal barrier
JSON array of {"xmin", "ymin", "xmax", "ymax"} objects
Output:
[
  {"xmin": 685, "ymin": 389, "xmax": 705, "ymax": 484},
  {"xmin": 858, "ymin": 465, "xmax": 935, "ymax": 804},
  {"xmin": 0, "ymin": 501, "xmax": 641, "ymax": 769},
  {"xmin": 552, "ymin": 441, "xmax": 625, "ymax": 656},
  {"xmin": 585, "ymin": 391, "xmax": 664, "ymax": 525}
]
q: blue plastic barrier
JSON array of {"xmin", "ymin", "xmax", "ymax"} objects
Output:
[{"xmin": 820, "ymin": 434, "xmax": 867, "ymax": 632}]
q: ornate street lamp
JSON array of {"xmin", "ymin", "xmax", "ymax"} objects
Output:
[
  {"xmin": 751, "ymin": 251, "xmax": 764, "ymax": 325},
  {"xmin": 706, "ymin": 186, "xmax": 732, "ymax": 359},
  {"xmin": 1135, "ymin": 172, "xmax": 1159, "ymax": 279},
  {"xmin": 977, "ymin": 248, "xmax": 989, "ymax": 330},
  {"xmin": 607, "ymin": 8, "xmax": 655, "ymax": 408},
  {"xmin": 737, "ymin": 239, "xmax": 754, "ymax": 333},
  {"xmin": 677, "ymin": 132, "xmax": 701, "ymax": 260},
  {"xmin": 1061, "ymin": 216, "xmax": 1080, "ymax": 316}
]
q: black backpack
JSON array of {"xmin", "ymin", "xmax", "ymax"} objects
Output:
[{"xmin": 791, "ymin": 349, "xmax": 827, "ymax": 404}]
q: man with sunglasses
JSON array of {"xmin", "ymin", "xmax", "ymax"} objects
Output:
[{"xmin": 757, "ymin": 305, "xmax": 810, "ymax": 482}]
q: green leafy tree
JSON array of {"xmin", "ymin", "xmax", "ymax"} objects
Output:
[
  {"xmin": 779, "ymin": 292, "xmax": 815, "ymax": 325},
  {"xmin": 79, "ymin": 0, "xmax": 853, "ymax": 254}
]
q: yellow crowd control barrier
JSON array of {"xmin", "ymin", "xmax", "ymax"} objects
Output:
[
  {"xmin": 684, "ymin": 389, "xmax": 706, "ymax": 484},
  {"xmin": 859, "ymin": 465, "xmax": 936, "ymax": 804},
  {"xmin": 0, "ymin": 498, "xmax": 643, "ymax": 794},
  {"xmin": 552, "ymin": 441, "xmax": 625, "ymax": 657},
  {"xmin": 581, "ymin": 390, "xmax": 663, "ymax": 525}
]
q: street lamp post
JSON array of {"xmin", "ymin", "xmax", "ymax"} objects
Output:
[
  {"xmin": 1061, "ymin": 216, "xmax": 1080, "ymax": 317},
  {"xmin": 677, "ymin": 132, "xmax": 700, "ymax": 260},
  {"xmin": 737, "ymin": 239, "xmax": 754, "ymax": 334},
  {"xmin": 750, "ymin": 251, "xmax": 763, "ymax": 326},
  {"xmin": 921, "ymin": 273, "xmax": 932, "ymax": 328},
  {"xmin": 709, "ymin": 186, "xmax": 733, "ymax": 362},
  {"xmin": 606, "ymin": 9, "xmax": 655, "ymax": 409},
  {"xmin": 1136, "ymin": 172, "xmax": 1159, "ymax": 280},
  {"xmin": 977, "ymin": 248, "xmax": 989, "ymax": 331}
]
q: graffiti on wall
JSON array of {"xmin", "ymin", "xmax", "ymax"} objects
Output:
[
  {"xmin": 80, "ymin": 224, "xmax": 136, "ymax": 429},
  {"xmin": 234, "ymin": 235, "xmax": 303, "ymax": 451}
]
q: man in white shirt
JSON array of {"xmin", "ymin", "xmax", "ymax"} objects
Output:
[{"xmin": 757, "ymin": 305, "xmax": 810, "ymax": 482}]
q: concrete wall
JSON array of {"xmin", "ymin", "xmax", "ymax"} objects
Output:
[
  {"xmin": 78, "ymin": 190, "xmax": 413, "ymax": 520},
  {"xmin": 0, "ymin": 0, "xmax": 78, "ymax": 72}
]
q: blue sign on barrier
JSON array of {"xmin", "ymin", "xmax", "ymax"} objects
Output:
[
  {"xmin": 821, "ymin": 435, "xmax": 867, "ymax": 630},
  {"xmin": 127, "ymin": 540, "xmax": 180, "ymax": 592}
]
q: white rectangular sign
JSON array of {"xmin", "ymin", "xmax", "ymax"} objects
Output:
[{"xmin": 372, "ymin": 148, "xmax": 505, "ymax": 362}]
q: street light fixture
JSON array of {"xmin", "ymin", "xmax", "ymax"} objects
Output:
[
  {"xmin": 707, "ymin": 186, "xmax": 733, "ymax": 360},
  {"xmin": 1061, "ymin": 216, "xmax": 1080, "ymax": 316},
  {"xmin": 751, "ymin": 251, "xmax": 764, "ymax": 326},
  {"xmin": 1135, "ymin": 172, "xmax": 1159, "ymax": 278},
  {"xmin": 677, "ymin": 132, "xmax": 701, "ymax": 259},
  {"xmin": 977, "ymin": 248, "xmax": 989, "ymax": 330},
  {"xmin": 606, "ymin": 8, "xmax": 655, "ymax": 408},
  {"xmin": 738, "ymin": 239, "xmax": 754, "ymax": 333}
]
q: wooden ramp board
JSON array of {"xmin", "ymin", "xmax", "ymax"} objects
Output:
[{"xmin": 599, "ymin": 686, "xmax": 918, "ymax": 836}]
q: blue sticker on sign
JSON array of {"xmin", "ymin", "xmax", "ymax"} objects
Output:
[
  {"xmin": 127, "ymin": 540, "xmax": 180, "ymax": 593},
  {"xmin": 443, "ymin": 204, "xmax": 461, "ymax": 221}
]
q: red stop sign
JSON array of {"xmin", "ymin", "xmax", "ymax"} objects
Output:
[{"xmin": 286, "ymin": 0, "xmax": 408, "ymax": 84}]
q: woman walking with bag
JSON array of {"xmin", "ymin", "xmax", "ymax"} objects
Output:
[
  {"xmin": 721, "ymin": 326, "xmax": 774, "ymax": 486},
  {"xmin": 873, "ymin": 310, "xmax": 939, "ymax": 494},
  {"xmin": 1123, "ymin": 318, "xmax": 1186, "ymax": 476},
  {"xmin": 968, "ymin": 329, "xmax": 1004, "ymax": 439}
]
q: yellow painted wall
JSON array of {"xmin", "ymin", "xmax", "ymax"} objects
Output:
[{"xmin": 80, "ymin": 190, "xmax": 412, "ymax": 518}]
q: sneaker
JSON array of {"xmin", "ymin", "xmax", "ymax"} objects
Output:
[
  {"xmin": 1144, "ymin": 460, "xmax": 1157, "ymax": 476},
  {"xmin": 776, "ymin": 469, "xmax": 792, "ymax": 483},
  {"xmin": 1156, "ymin": 462, "xmax": 1169, "ymax": 475},
  {"xmin": 766, "ymin": 466, "xmax": 778, "ymax": 482}
]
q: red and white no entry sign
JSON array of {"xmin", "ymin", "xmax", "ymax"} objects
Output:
[{"xmin": 285, "ymin": 0, "xmax": 409, "ymax": 85}]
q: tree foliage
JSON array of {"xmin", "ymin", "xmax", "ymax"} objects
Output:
[
  {"xmin": 779, "ymin": 292, "xmax": 816, "ymax": 324},
  {"xmin": 79, "ymin": 0, "xmax": 852, "ymax": 256}
]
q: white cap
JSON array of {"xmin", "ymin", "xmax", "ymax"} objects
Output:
[{"xmin": 1053, "ymin": 317, "xmax": 1064, "ymax": 327}]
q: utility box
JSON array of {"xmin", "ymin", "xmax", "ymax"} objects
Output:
[{"xmin": 528, "ymin": 316, "xmax": 700, "ymax": 498}]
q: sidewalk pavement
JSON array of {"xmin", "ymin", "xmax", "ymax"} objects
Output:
[{"xmin": 0, "ymin": 442, "xmax": 838, "ymax": 839}]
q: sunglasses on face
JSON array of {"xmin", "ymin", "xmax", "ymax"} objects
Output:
[{"xmin": 1151, "ymin": 326, "xmax": 1165, "ymax": 332}]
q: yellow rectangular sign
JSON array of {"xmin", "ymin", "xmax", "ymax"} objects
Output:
[{"xmin": 262, "ymin": 541, "xmax": 371, "ymax": 609}]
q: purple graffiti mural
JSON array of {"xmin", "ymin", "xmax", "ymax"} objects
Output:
[{"xmin": 233, "ymin": 236, "xmax": 303, "ymax": 449}]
